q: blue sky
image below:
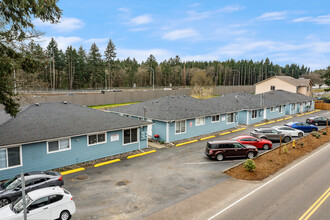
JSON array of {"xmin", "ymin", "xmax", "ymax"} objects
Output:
[{"xmin": 33, "ymin": 0, "xmax": 330, "ymax": 70}]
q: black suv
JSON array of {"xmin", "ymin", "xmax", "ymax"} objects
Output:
[
  {"xmin": 306, "ymin": 116, "xmax": 329, "ymax": 126},
  {"xmin": 0, "ymin": 171, "xmax": 63, "ymax": 207},
  {"xmin": 205, "ymin": 140, "xmax": 258, "ymax": 161},
  {"xmin": 250, "ymin": 128, "xmax": 291, "ymax": 143}
]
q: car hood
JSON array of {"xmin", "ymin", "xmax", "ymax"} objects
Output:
[
  {"xmin": 244, "ymin": 144, "xmax": 257, "ymax": 149},
  {"xmin": 0, "ymin": 204, "xmax": 15, "ymax": 218},
  {"xmin": 260, "ymin": 139, "xmax": 272, "ymax": 143}
]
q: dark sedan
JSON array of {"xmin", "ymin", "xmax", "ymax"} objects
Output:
[
  {"xmin": 0, "ymin": 171, "xmax": 63, "ymax": 207},
  {"xmin": 306, "ymin": 116, "xmax": 329, "ymax": 126},
  {"xmin": 285, "ymin": 122, "xmax": 318, "ymax": 132}
]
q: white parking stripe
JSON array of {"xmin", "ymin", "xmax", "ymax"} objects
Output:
[{"xmin": 185, "ymin": 160, "xmax": 245, "ymax": 165}]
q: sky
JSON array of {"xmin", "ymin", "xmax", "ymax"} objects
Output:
[{"xmin": 33, "ymin": 0, "xmax": 330, "ymax": 70}]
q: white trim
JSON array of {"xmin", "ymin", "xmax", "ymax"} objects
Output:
[
  {"xmin": 175, "ymin": 120, "xmax": 187, "ymax": 135},
  {"xmin": 122, "ymin": 127, "xmax": 140, "ymax": 146},
  {"xmin": 195, "ymin": 117, "xmax": 205, "ymax": 126},
  {"xmin": 226, "ymin": 113, "xmax": 234, "ymax": 124},
  {"xmin": 166, "ymin": 122, "xmax": 169, "ymax": 142},
  {"xmin": 263, "ymin": 108, "xmax": 267, "ymax": 120},
  {"xmin": 211, "ymin": 115, "xmax": 220, "ymax": 123},
  {"xmin": 251, "ymin": 110, "xmax": 257, "ymax": 119},
  {"xmin": 247, "ymin": 111, "xmax": 249, "ymax": 125},
  {"xmin": 279, "ymin": 105, "xmax": 283, "ymax": 114},
  {"xmin": 0, "ymin": 145, "xmax": 23, "ymax": 171},
  {"xmin": 270, "ymin": 107, "xmax": 275, "ymax": 112},
  {"xmin": 87, "ymin": 132, "xmax": 107, "ymax": 146},
  {"xmin": 47, "ymin": 138, "xmax": 72, "ymax": 154}
]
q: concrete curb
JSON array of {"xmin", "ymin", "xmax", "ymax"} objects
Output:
[
  {"xmin": 61, "ymin": 167, "xmax": 85, "ymax": 176},
  {"xmin": 94, "ymin": 159, "xmax": 121, "ymax": 167},
  {"xmin": 127, "ymin": 150, "xmax": 157, "ymax": 159}
]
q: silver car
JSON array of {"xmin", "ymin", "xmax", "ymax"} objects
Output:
[{"xmin": 250, "ymin": 128, "xmax": 292, "ymax": 143}]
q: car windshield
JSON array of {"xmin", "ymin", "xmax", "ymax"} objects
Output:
[
  {"xmin": 2, "ymin": 177, "xmax": 17, "ymax": 189},
  {"xmin": 5, "ymin": 178, "xmax": 21, "ymax": 190},
  {"xmin": 11, "ymin": 195, "xmax": 32, "ymax": 213}
]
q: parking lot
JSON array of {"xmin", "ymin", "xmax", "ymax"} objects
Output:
[{"xmin": 63, "ymin": 110, "xmax": 330, "ymax": 219}]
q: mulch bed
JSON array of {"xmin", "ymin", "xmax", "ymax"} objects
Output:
[{"xmin": 225, "ymin": 127, "xmax": 330, "ymax": 181}]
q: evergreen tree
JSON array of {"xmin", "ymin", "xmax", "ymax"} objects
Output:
[
  {"xmin": 104, "ymin": 39, "xmax": 117, "ymax": 89},
  {"xmin": 87, "ymin": 43, "xmax": 103, "ymax": 88}
]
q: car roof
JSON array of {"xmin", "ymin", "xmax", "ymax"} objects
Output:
[
  {"xmin": 15, "ymin": 171, "xmax": 59, "ymax": 179},
  {"xmin": 208, "ymin": 140, "xmax": 240, "ymax": 144},
  {"xmin": 232, "ymin": 135, "xmax": 256, "ymax": 139},
  {"xmin": 27, "ymin": 186, "xmax": 64, "ymax": 200},
  {"xmin": 254, "ymin": 127, "xmax": 274, "ymax": 130}
]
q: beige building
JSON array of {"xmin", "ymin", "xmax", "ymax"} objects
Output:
[{"xmin": 255, "ymin": 76, "xmax": 312, "ymax": 96}]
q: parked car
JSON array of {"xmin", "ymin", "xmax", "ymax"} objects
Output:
[
  {"xmin": 231, "ymin": 135, "xmax": 272, "ymax": 150},
  {"xmin": 285, "ymin": 122, "xmax": 318, "ymax": 132},
  {"xmin": 306, "ymin": 116, "xmax": 329, "ymax": 126},
  {"xmin": 272, "ymin": 126, "xmax": 304, "ymax": 137},
  {"xmin": 250, "ymin": 128, "xmax": 292, "ymax": 143},
  {"xmin": 205, "ymin": 140, "xmax": 258, "ymax": 161},
  {"xmin": 0, "ymin": 186, "xmax": 75, "ymax": 220},
  {"xmin": 0, "ymin": 171, "xmax": 63, "ymax": 208}
]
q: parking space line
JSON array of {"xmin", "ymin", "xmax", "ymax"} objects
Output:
[
  {"xmin": 185, "ymin": 160, "xmax": 245, "ymax": 165},
  {"xmin": 176, "ymin": 140, "xmax": 198, "ymax": 146},
  {"xmin": 220, "ymin": 131, "xmax": 231, "ymax": 136},
  {"xmin": 127, "ymin": 150, "xmax": 157, "ymax": 159},
  {"xmin": 200, "ymin": 135, "xmax": 216, "ymax": 140},
  {"xmin": 94, "ymin": 159, "xmax": 121, "ymax": 167},
  {"xmin": 61, "ymin": 167, "xmax": 85, "ymax": 176}
]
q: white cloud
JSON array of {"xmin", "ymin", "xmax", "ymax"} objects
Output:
[
  {"xmin": 129, "ymin": 27, "xmax": 149, "ymax": 32},
  {"xmin": 34, "ymin": 36, "xmax": 83, "ymax": 50},
  {"xmin": 218, "ymin": 5, "xmax": 245, "ymax": 13},
  {"xmin": 131, "ymin": 14, "xmax": 153, "ymax": 25},
  {"xmin": 85, "ymin": 38, "xmax": 109, "ymax": 44},
  {"xmin": 117, "ymin": 8, "xmax": 130, "ymax": 12},
  {"xmin": 256, "ymin": 11, "xmax": 287, "ymax": 21},
  {"xmin": 185, "ymin": 5, "xmax": 244, "ymax": 21},
  {"xmin": 293, "ymin": 14, "xmax": 330, "ymax": 24},
  {"xmin": 162, "ymin": 28, "xmax": 198, "ymax": 40},
  {"xmin": 34, "ymin": 17, "xmax": 84, "ymax": 32},
  {"xmin": 117, "ymin": 48, "xmax": 173, "ymax": 62},
  {"xmin": 190, "ymin": 3, "xmax": 200, "ymax": 7}
]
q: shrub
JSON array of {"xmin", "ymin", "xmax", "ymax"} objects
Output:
[
  {"xmin": 244, "ymin": 159, "xmax": 256, "ymax": 172},
  {"xmin": 160, "ymin": 141, "xmax": 164, "ymax": 144},
  {"xmin": 311, "ymin": 131, "xmax": 321, "ymax": 139},
  {"xmin": 322, "ymin": 131, "xmax": 327, "ymax": 135},
  {"xmin": 283, "ymin": 146, "xmax": 289, "ymax": 154}
]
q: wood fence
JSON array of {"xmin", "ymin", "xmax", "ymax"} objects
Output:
[{"xmin": 315, "ymin": 102, "xmax": 330, "ymax": 110}]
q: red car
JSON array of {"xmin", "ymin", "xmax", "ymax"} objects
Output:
[{"xmin": 231, "ymin": 135, "xmax": 272, "ymax": 150}]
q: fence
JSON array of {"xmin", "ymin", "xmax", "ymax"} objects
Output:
[{"xmin": 315, "ymin": 102, "xmax": 330, "ymax": 110}]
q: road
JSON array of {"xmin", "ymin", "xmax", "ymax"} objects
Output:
[
  {"xmin": 63, "ymin": 110, "xmax": 330, "ymax": 219},
  {"xmin": 208, "ymin": 143, "xmax": 330, "ymax": 220}
]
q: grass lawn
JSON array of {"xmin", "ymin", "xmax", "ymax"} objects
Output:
[
  {"xmin": 89, "ymin": 102, "xmax": 141, "ymax": 109},
  {"xmin": 313, "ymin": 88, "xmax": 324, "ymax": 92}
]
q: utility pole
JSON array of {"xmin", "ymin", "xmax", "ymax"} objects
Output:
[
  {"xmin": 52, "ymin": 51, "xmax": 55, "ymax": 90},
  {"xmin": 183, "ymin": 62, "xmax": 186, "ymax": 88},
  {"xmin": 21, "ymin": 173, "xmax": 27, "ymax": 220}
]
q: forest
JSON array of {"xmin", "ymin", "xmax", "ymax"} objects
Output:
[{"xmin": 16, "ymin": 38, "xmax": 315, "ymax": 91}]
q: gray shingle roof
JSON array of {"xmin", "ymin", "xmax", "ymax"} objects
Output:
[{"xmin": 0, "ymin": 102, "xmax": 150, "ymax": 147}]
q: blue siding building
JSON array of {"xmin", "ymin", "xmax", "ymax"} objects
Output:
[{"xmin": 0, "ymin": 103, "xmax": 150, "ymax": 180}]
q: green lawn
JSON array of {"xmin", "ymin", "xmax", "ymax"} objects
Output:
[
  {"xmin": 89, "ymin": 102, "xmax": 141, "ymax": 109},
  {"xmin": 313, "ymin": 89, "xmax": 324, "ymax": 92}
]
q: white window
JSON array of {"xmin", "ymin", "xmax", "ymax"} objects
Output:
[
  {"xmin": 279, "ymin": 106, "xmax": 283, "ymax": 113},
  {"xmin": 252, "ymin": 110, "xmax": 258, "ymax": 119},
  {"xmin": 292, "ymin": 103, "xmax": 296, "ymax": 110},
  {"xmin": 271, "ymin": 86, "xmax": 275, "ymax": 90},
  {"xmin": 227, "ymin": 113, "xmax": 234, "ymax": 123},
  {"xmin": 123, "ymin": 128, "xmax": 138, "ymax": 144},
  {"xmin": 0, "ymin": 146, "xmax": 22, "ymax": 170},
  {"xmin": 48, "ymin": 138, "xmax": 71, "ymax": 153},
  {"xmin": 212, "ymin": 115, "xmax": 220, "ymax": 122},
  {"xmin": 195, "ymin": 117, "xmax": 205, "ymax": 126},
  {"xmin": 270, "ymin": 107, "xmax": 275, "ymax": 112},
  {"xmin": 175, "ymin": 120, "xmax": 186, "ymax": 134},
  {"xmin": 88, "ymin": 133, "xmax": 106, "ymax": 146}
]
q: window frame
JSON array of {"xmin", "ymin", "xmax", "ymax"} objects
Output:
[
  {"xmin": 270, "ymin": 107, "xmax": 275, "ymax": 112},
  {"xmin": 211, "ymin": 115, "xmax": 220, "ymax": 123},
  {"xmin": 251, "ymin": 110, "xmax": 258, "ymax": 119},
  {"xmin": 47, "ymin": 138, "xmax": 71, "ymax": 154},
  {"xmin": 87, "ymin": 132, "xmax": 107, "ymax": 146},
  {"xmin": 278, "ymin": 105, "xmax": 283, "ymax": 113},
  {"xmin": 0, "ymin": 146, "xmax": 22, "ymax": 171},
  {"xmin": 122, "ymin": 128, "xmax": 139, "ymax": 145},
  {"xmin": 270, "ymin": 86, "xmax": 275, "ymax": 90},
  {"xmin": 226, "ymin": 113, "xmax": 234, "ymax": 124},
  {"xmin": 195, "ymin": 117, "xmax": 205, "ymax": 126},
  {"xmin": 292, "ymin": 103, "xmax": 296, "ymax": 110},
  {"xmin": 175, "ymin": 120, "xmax": 186, "ymax": 135}
]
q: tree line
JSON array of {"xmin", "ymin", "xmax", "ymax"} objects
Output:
[{"xmin": 16, "ymin": 38, "xmax": 313, "ymax": 90}]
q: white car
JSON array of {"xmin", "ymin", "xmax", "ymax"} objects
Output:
[
  {"xmin": 272, "ymin": 126, "xmax": 304, "ymax": 137},
  {"xmin": 0, "ymin": 186, "xmax": 75, "ymax": 220}
]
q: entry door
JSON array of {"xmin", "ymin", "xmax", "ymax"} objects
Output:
[
  {"xmin": 299, "ymin": 105, "xmax": 303, "ymax": 113},
  {"xmin": 147, "ymin": 119, "xmax": 152, "ymax": 137}
]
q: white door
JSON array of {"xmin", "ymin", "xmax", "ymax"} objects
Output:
[
  {"xmin": 263, "ymin": 108, "xmax": 267, "ymax": 120},
  {"xmin": 300, "ymin": 105, "xmax": 303, "ymax": 113},
  {"xmin": 27, "ymin": 197, "xmax": 51, "ymax": 219},
  {"xmin": 147, "ymin": 119, "xmax": 152, "ymax": 137}
]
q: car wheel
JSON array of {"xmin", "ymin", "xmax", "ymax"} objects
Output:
[
  {"xmin": 315, "ymin": 122, "xmax": 319, "ymax": 126},
  {"xmin": 216, "ymin": 153, "xmax": 224, "ymax": 161},
  {"xmin": 283, "ymin": 136, "xmax": 291, "ymax": 143},
  {"xmin": 311, "ymin": 128, "xmax": 317, "ymax": 132},
  {"xmin": 298, "ymin": 132, "xmax": 303, "ymax": 137},
  {"xmin": 0, "ymin": 198, "xmax": 10, "ymax": 208},
  {"xmin": 60, "ymin": 210, "xmax": 71, "ymax": 220},
  {"xmin": 263, "ymin": 144, "xmax": 270, "ymax": 150},
  {"xmin": 247, "ymin": 152, "xmax": 254, "ymax": 159}
]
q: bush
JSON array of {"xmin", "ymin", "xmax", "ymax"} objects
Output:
[
  {"xmin": 311, "ymin": 131, "xmax": 321, "ymax": 139},
  {"xmin": 322, "ymin": 131, "xmax": 327, "ymax": 135},
  {"xmin": 244, "ymin": 159, "xmax": 256, "ymax": 172},
  {"xmin": 283, "ymin": 146, "xmax": 289, "ymax": 154},
  {"xmin": 160, "ymin": 141, "xmax": 164, "ymax": 144}
]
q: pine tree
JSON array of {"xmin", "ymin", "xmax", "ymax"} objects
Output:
[{"xmin": 104, "ymin": 39, "xmax": 117, "ymax": 89}]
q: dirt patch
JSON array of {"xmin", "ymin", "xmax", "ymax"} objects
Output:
[{"xmin": 225, "ymin": 127, "xmax": 330, "ymax": 181}]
